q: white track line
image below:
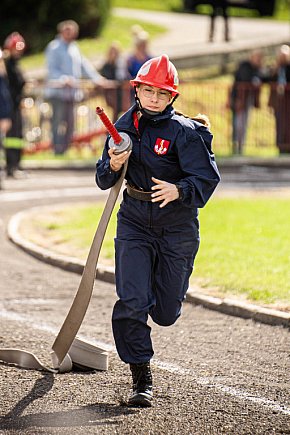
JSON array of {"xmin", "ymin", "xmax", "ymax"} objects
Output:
[
  {"xmin": 0, "ymin": 308, "xmax": 113, "ymax": 352},
  {"xmin": 0, "ymin": 187, "xmax": 104, "ymax": 202},
  {"xmin": 154, "ymin": 360, "xmax": 290, "ymax": 416},
  {"xmin": 1, "ymin": 307, "xmax": 290, "ymax": 417}
]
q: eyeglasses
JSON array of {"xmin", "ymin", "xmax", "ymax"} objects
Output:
[{"xmin": 140, "ymin": 86, "xmax": 171, "ymax": 101}]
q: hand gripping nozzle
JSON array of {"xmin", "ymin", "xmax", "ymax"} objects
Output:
[{"xmin": 96, "ymin": 106, "xmax": 132, "ymax": 154}]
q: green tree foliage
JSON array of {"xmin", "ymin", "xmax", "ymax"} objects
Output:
[{"xmin": 0, "ymin": 0, "xmax": 111, "ymax": 52}]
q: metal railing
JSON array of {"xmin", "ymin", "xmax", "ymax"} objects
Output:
[{"xmin": 22, "ymin": 80, "xmax": 286, "ymax": 156}]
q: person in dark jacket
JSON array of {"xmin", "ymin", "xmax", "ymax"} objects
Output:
[
  {"xmin": 0, "ymin": 49, "xmax": 12, "ymax": 135},
  {"xmin": 268, "ymin": 44, "xmax": 290, "ymax": 154},
  {"xmin": 3, "ymin": 32, "xmax": 26, "ymax": 177},
  {"xmin": 96, "ymin": 54, "xmax": 220, "ymax": 407},
  {"xmin": 208, "ymin": 0, "xmax": 230, "ymax": 43},
  {"xmin": 229, "ymin": 49, "xmax": 264, "ymax": 154},
  {"xmin": 0, "ymin": 48, "xmax": 12, "ymax": 187},
  {"xmin": 100, "ymin": 41, "xmax": 130, "ymax": 122}
]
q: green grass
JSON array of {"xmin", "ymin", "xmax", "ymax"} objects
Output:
[
  {"xmin": 20, "ymin": 16, "xmax": 166, "ymax": 71},
  {"xmin": 29, "ymin": 197, "xmax": 290, "ymax": 309},
  {"xmin": 112, "ymin": 0, "xmax": 182, "ymax": 12},
  {"xmin": 195, "ymin": 197, "xmax": 290, "ymax": 307},
  {"xmin": 26, "ymin": 203, "xmax": 118, "ymax": 263}
]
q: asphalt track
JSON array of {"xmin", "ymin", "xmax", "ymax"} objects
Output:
[
  {"xmin": 0, "ymin": 169, "xmax": 289, "ymax": 434},
  {"xmin": 1, "ymin": 8, "xmax": 290, "ymax": 433}
]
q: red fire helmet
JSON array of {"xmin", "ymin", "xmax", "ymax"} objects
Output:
[
  {"xmin": 4, "ymin": 32, "xmax": 26, "ymax": 52},
  {"xmin": 130, "ymin": 54, "xmax": 179, "ymax": 96}
]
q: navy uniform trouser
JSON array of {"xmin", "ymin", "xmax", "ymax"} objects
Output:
[{"xmin": 112, "ymin": 215, "xmax": 200, "ymax": 364}]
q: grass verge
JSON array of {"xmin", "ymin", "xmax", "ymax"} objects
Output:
[{"xmin": 21, "ymin": 195, "xmax": 290, "ymax": 310}]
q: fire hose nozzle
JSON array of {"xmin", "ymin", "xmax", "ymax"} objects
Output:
[{"xmin": 96, "ymin": 106, "xmax": 132, "ymax": 154}]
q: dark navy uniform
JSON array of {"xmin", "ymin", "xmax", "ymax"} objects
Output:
[{"xmin": 96, "ymin": 103, "xmax": 220, "ymax": 364}]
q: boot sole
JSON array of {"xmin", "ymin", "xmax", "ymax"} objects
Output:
[{"xmin": 128, "ymin": 393, "xmax": 153, "ymax": 408}]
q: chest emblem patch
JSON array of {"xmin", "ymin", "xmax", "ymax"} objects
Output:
[{"xmin": 154, "ymin": 138, "xmax": 170, "ymax": 155}]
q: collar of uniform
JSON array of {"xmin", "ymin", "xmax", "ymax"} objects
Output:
[{"xmin": 116, "ymin": 103, "xmax": 175, "ymax": 132}]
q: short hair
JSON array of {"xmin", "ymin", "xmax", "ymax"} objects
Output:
[{"xmin": 57, "ymin": 20, "xmax": 79, "ymax": 34}]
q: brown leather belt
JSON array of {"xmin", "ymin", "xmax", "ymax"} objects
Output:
[{"xmin": 126, "ymin": 184, "xmax": 152, "ymax": 201}]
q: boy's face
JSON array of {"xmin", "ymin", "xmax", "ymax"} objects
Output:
[{"xmin": 137, "ymin": 84, "xmax": 172, "ymax": 112}]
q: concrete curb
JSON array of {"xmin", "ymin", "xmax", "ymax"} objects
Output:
[
  {"xmin": 186, "ymin": 290, "xmax": 290, "ymax": 328},
  {"xmin": 7, "ymin": 207, "xmax": 116, "ymax": 285},
  {"xmin": 7, "ymin": 207, "xmax": 290, "ymax": 329}
]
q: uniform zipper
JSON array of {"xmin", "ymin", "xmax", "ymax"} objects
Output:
[
  {"xmin": 138, "ymin": 123, "xmax": 153, "ymax": 229},
  {"xmin": 119, "ymin": 119, "xmax": 153, "ymax": 228}
]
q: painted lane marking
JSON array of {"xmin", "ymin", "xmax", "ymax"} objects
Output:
[
  {"xmin": 0, "ymin": 187, "xmax": 106, "ymax": 203},
  {"xmin": 1, "ymin": 307, "xmax": 289, "ymax": 416},
  {"xmin": 155, "ymin": 360, "xmax": 290, "ymax": 416},
  {"xmin": 0, "ymin": 308, "xmax": 113, "ymax": 352},
  {"xmin": 5, "ymin": 298, "xmax": 62, "ymax": 305}
]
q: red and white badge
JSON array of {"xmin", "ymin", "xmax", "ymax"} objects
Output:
[{"xmin": 154, "ymin": 138, "xmax": 170, "ymax": 155}]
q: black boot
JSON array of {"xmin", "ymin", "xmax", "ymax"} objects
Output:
[{"xmin": 128, "ymin": 362, "xmax": 153, "ymax": 407}]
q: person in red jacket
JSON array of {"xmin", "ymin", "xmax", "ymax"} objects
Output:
[{"xmin": 96, "ymin": 54, "xmax": 220, "ymax": 407}]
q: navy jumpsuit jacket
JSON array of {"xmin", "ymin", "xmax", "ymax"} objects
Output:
[{"xmin": 96, "ymin": 103, "xmax": 220, "ymax": 364}]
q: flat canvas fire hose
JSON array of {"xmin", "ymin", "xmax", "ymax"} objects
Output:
[{"xmin": 0, "ymin": 107, "xmax": 132, "ymax": 373}]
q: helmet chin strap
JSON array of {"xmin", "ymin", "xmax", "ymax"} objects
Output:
[
  {"xmin": 134, "ymin": 88, "xmax": 178, "ymax": 119},
  {"xmin": 142, "ymin": 108, "xmax": 161, "ymax": 117},
  {"xmin": 134, "ymin": 89, "xmax": 159, "ymax": 118}
]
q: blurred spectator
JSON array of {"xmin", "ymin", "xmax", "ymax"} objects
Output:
[
  {"xmin": 127, "ymin": 27, "xmax": 152, "ymax": 79},
  {"xmin": 45, "ymin": 20, "xmax": 108, "ymax": 155},
  {"xmin": 127, "ymin": 27, "xmax": 152, "ymax": 104},
  {"xmin": 268, "ymin": 44, "xmax": 290, "ymax": 154},
  {"xmin": 228, "ymin": 50, "xmax": 264, "ymax": 154},
  {"xmin": 2, "ymin": 32, "xmax": 26, "ymax": 177},
  {"xmin": 0, "ymin": 49, "xmax": 12, "ymax": 140},
  {"xmin": 100, "ymin": 41, "xmax": 130, "ymax": 122},
  {"xmin": 0, "ymin": 49, "xmax": 12, "ymax": 186},
  {"xmin": 208, "ymin": 0, "xmax": 230, "ymax": 43}
]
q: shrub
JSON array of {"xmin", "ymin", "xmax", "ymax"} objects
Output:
[{"xmin": 0, "ymin": 0, "xmax": 111, "ymax": 52}]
